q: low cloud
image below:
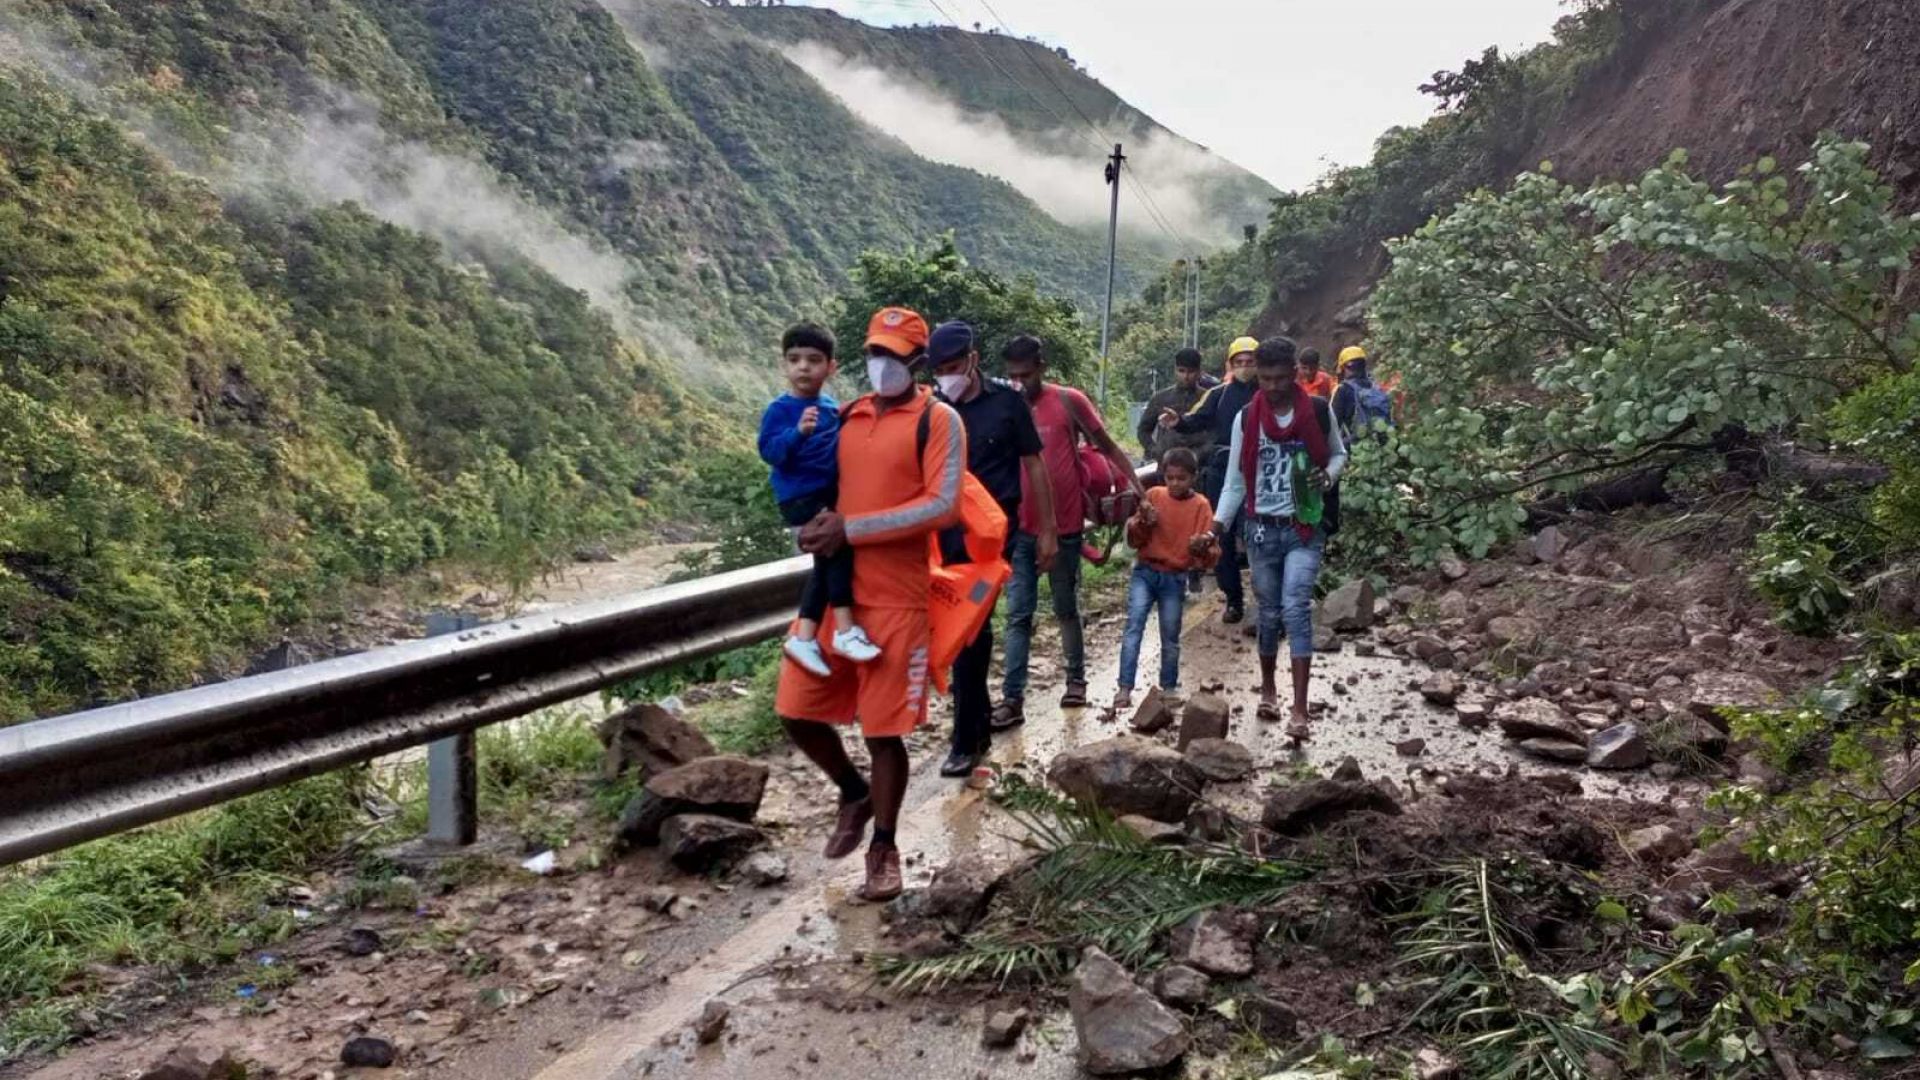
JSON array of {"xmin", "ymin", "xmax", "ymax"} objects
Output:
[{"xmin": 783, "ymin": 41, "xmax": 1239, "ymax": 248}]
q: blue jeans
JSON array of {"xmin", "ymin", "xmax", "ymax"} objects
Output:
[
  {"xmin": 1118, "ymin": 565, "xmax": 1187, "ymax": 691},
  {"xmin": 1002, "ymin": 530, "xmax": 1084, "ymax": 701},
  {"xmin": 1247, "ymin": 520, "xmax": 1324, "ymax": 660}
]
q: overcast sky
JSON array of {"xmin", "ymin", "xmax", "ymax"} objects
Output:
[{"xmin": 785, "ymin": 0, "xmax": 1569, "ymax": 191}]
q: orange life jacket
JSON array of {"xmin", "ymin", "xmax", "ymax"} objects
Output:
[{"xmin": 926, "ymin": 474, "xmax": 1010, "ymax": 694}]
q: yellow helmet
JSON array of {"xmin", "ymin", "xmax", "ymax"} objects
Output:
[
  {"xmin": 1338, "ymin": 345, "xmax": 1368, "ymax": 367},
  {"xmin": 1226, "ymin": 336, "xmax": 1260, "ymax": 361}
]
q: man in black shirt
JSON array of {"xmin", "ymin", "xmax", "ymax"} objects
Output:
[
  {"xmin": 1137, "ymin": 347, "xmax": 1216, "ymax": 461},
  {"xmin": 929, "ymin": 321, "xmax": 1055, "ymax": 777}
]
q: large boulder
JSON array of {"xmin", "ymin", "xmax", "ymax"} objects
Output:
[
  {"xmin": 1261, "ymin": 778, "xmax": 1402, "ymax": 836},
  {"xmin": 1493, "ymin": 700, "xmax": 1588, "ymax": 745},
  {"xmin": 1176, "ymin": 693, "xmax": 1230, "ymax": 751},
  {"xmin": 1049, "ymin": 737, "xmax": 1203, "ymax": 822},
  {"xmin": 922, "ymin": 853, "xmax": 1011, "ymax": 928},
  {"xmin": 1069, "ymin": 948, "xmax": 1190, "ymax": 1075},
  {"xmin": 659, "ymin": 814, "xmax": 765, "ymax": 872},
  {"xmin": 1322, "ymin": 578, "xmax": 1377, "ymax": 632},
  {"xmin": 598, "ymin": 703, "xmax": 716, "ymax": 780},
  {"xmin": 1183, "ymin": 738, "xmax": 1254, "ymax": 783},
  {"xmin": 1586, "ymin": 723, "xmax": 1650, "ymax": 770},
  {"xmin": 618, "ymin": 756, "xmax": 768, "ymax": 845}
]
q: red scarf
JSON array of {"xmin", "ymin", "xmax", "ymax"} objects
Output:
[{"xmin": 1239, "ymin": 384, "xmax": 1330, "ymax": 541}]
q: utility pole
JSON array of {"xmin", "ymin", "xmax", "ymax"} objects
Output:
[
  {"xmin": 1190, "ymin": 256, "xmax": 1204, "ymax": 351},
  {"xmin": 1099, "ymin": 142, "xmax": 1123, "ymax": 408}
]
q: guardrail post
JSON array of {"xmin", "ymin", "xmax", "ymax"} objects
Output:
[{"xmin": 424, "ymin": 612, "xmax": 482, "ymax": 846}]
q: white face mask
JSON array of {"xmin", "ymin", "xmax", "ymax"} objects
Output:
[
  {"xmin": 935, "ymin": 368, "xmax": 972, "ymax": 401},
  {"xmin": 866, "ymin": 355, "xmax": 914, "ymax": 397}
]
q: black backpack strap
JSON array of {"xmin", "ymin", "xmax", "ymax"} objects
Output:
[
  {"xmin": 917, "ymin": 397, "xmax": 933, "ymax": 463},
  {"xmin": 1311, "ymin": 396, "xmax": 1342, "ymax": 538}
]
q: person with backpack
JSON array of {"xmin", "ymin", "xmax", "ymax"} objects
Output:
[
  {"xmin": 1155, "ymin": 336, "xmax": 1261, "ymax": 624},
  {"xmin": 1213, "ymin": 336, "xmax": 1347, "ymax": 742},
  {"xmin": 995, "ymin": 334, "xmax": 1142, "ymax": 726},
  {"xmin": 928, "ymin": 321, "xmax": 1054, "ymax": 777},
  {"xmin": 1332, "ymin": 346, "xmax": 1395, "ymax": 442}
]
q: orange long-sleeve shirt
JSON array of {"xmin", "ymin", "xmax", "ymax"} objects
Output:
[
  {"xmin": 838, "ymin": 388, "xmax": 966, "ymax": 609},
  {"xmin": 1127, "ymin": 486, "xmax": 1219, "ymax": 572}
]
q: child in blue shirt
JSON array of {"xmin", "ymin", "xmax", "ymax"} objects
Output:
[{"xmin": 757, "ymin": 323, "xmax": 880, "ymax": 677}]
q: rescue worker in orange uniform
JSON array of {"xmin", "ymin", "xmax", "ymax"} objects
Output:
[{"xmin": 775, "ymin": 306, "xmax": 966, "ymax": 902}]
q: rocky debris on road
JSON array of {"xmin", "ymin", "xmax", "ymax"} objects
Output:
[
  {"xmin": 341, "ymin": 926, "xmax": 382, "ymax": 957},
  {"xmin": 1683, "ymin": 671, "xmax": 1777, "ymax": 726},
  {"xmin": 618, "ymin": 756, "xmax": 769, "ymax": 845},
  {"xmin": 1128, "ymin": 685, "xmax": 1175, "ymax": 733},
  {"xmin": 340, "ymin": 1035, "xmax": 397, "ymax": 1068},
  {"xmin": 1395, "ymin": 737, "xmax": 1427, "ymax": 757},
  {"xmin": 1587, "ymin": 723, "xmax": 1650, "ymax": 769},
  {"xmin": 1420, "ymin": 672, "xmax": 1461, "ymax": 705},
  {"xmin": 1238, "ymin": 994, "xmax": 1300, "ymax": 1042},
  {"xmin": 1516, "ymin": 737, "xmax": 1589, "ymax": 764},
  {"xmin": 1626, "ymin": 823, "xmax": 1693, "ymax": 863},
  {"xmin": 922, "ymin": 853, "xmax": 1011, "ymax": 928},
  {"xmin": 573, "ymin": 542, "xmax": 618, "ymax": 563},
  {"xmin": 1151, "ymin": 964, "xmax": 1212, "ymax": 1010},
  {"xmin": 1182, "ymin": 737, "xmax": 1254, "ymax": 782},
  {"xmin": 1494, "ymin": 699, "xmax": 1589, "ymax": 744},
  {"xmin": 138, "ymin": 1048, "xmax": 247, "ymax": 1080},
  {"xmin": 981, "ymin": 1008, "xmax": 1030, "ymax": 1049},
  {"xmin": 1322, "ymin": 577, "xmax": 1376, "ymax": 631},
  {"xmin": 1175, "ymin": 910, "xmax": 1257, "ymax": 977},
  {"xmin": 659, "ymin": 814, "xmax": 765, "ymax": 872},
  {"xmin": 1455, "ymin": 702, "xmax": 1490, "ymax": 729},
  {"xmin": 1261, "ymin": 772, "xmax": 1403, "ymax": 836},
  {"xmin": 1119, "ymin": 815, "xmax": 1188, "ymax": 844},
  {"xmin": 695, "ymin": 999, "xmax": 731, "ymax": 1044},
  {"xmin": 598, "ymin": 704, "xmax": 716, "ymax": 781},
  {"xmin": 1531, "ymin": 526, "xmax": 1570, "ymax": 567},
  {"xmin": 1176, "ymin": 693, "xmax": 1230, "ymax": 750},
  {"xmin": 739, "ymin": 851, "xmax": 789, "ymax": 886},
  {"xmin": 1068, "ymin": 948, "xmax": 1190, "ymax": 1075},
  {"xmin": 1048, "ymin": 736, "xmax": 1203, "ymax": 822},
  {"xmin": 1438, "ymin": 556, "xmax": 1469, "ymax": 581}
]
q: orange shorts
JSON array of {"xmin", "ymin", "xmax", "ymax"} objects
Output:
[{"xmin": 774, "ymin": 606, "xmax": 930, "ymax": 738}]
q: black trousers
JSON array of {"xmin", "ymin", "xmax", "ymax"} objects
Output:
[
  {"xmin": 1201, "ymin": 451, "xmax": 1244, "ymax": 609},
  {"xmin": 781, "ymin": 486, "xmax": 852, "ymax": 623},
  {"xmin": 946, "ymin": 512, "xmax": 1018, "ymax": 757}
]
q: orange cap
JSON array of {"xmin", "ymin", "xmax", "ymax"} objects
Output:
[{"xmin": 865, "ymin": 306, "xmax": 930, "ymax": 358}]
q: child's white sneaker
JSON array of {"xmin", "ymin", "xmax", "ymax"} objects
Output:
[
  {"xmin": 784, "ymin": 635, "xmax": 831, "ymax": 677},
  {"xmin": 832, "ymin": 626, "xmax": 881, "ymax": 663}
]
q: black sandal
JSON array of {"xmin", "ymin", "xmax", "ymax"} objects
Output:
[
  {"xmin": 989, "ymin": 698, "xmax": 1026, "ymax": 731},
  {"xmin": 1059, "ymin": 681, "xmax": 1089, "ymax": 709}
]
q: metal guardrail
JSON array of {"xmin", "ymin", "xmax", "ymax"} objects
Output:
[
  {"xmin": 0, "ymin": 461, "xmax": 1160, "ymax": 870},
  {"xmin": 0, "ymin": 556, "xmax": 810, "ymax": 868}
]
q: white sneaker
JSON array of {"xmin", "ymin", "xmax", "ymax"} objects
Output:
[
  {"xmin": 832, "ymin": 626, "xmax": 882, "ymax": 663},
  {"xmin": 784, "ymin": 635, "xmax": 831, "ymax": 677}
]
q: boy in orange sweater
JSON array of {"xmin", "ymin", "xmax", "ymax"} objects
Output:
[{"xmin": 1114, "ymin": 448, "xmax": 1220, "ymax": 709}]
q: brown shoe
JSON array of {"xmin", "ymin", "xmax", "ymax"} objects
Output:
[
  {"xmin": 824, "ymin": 797, "xmax": 872, "ymax": 860},
  {"xmin": 857, "ymin": 845, "xmax": 903, "ymax": 902}
]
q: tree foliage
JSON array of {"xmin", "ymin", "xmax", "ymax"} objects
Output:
[{"xmin": 1344, "ymin": 136, "xmax": 1920, "ymax": 565}]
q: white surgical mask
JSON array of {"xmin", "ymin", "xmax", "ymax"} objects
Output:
[
  {"xmin": 866, "ymin": 356, "xmax": 913, "ymax": 397},
  {"xmin": 935, "ymin": 371, "xmax": 971, "ymax": 400}
]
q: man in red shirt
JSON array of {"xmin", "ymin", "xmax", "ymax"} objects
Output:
[
  {"xmin": 993, "ymin": 335, "xmax": 1142, "ymax": 726},
  {"xmin": 775, "ymin": 306, "xmax": 966, "ymax": 901}
]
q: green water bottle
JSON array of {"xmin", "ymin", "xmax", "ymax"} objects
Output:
[{"xmin": 1291, "ymin": 449, "xmax": 1324, "ymax": 528}]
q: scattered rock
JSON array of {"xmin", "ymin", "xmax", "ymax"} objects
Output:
[
  {"xmin": 598, "ymin": 704, "xmax": 716, "ymax": 781},
  {"xmin": 1455, "ymin": 702, "xmax": 1490, "ymax": 729},
  {"xmin": 1322, "ymin": 578, "xmax": 1377, "ymax": 631},
  {"xmin": 1177, "ymin": 910, "xmax": 1256, "ymax": 977},
  {"xmin": 1685, "ymin": 672, "xmax": 1776, "ymax": 728},
  {"xmin": 1586, "ymin": 723, "xmax": 1650, "ymax": 770},
  {"xmin": 695, "ymin": 999, "xmax": 731, "ymax": 1044},
  {"xmin": 1436, "ymin": 591, "xmax": 1472, "ymax": 620},
  {"xmin": 340, "ymin": 1036, "xmax": 397, "ymax": 1069},
  {"xmin": 1691, "ymin": 631, "xmax": 1731, "ymax": 654},
  {"xmin": 1531, "ymin": 527, "xmax": 1569, "ymax": 567},
  {"xmin": 1050, "ymin": 736, "xmax": 1203, "ymax": 822},
  {"xmin": 573, "ymin": 542, "xmax": 617, "ymax": 563},
  {"xmin": 1410, "ymin": 635, "xmax": 1455, "ymax": 669},
  {"xmin": 1238, "ymin": 994, "xmax": 1299, "ymax": 1040},
  {"xmin": 138, "ymin": 1049, "xmax": 247, "ymax": 1080},
  {"xmin": 1312, "ymin": 620, "xmax": 1339, "ymax": 652},
  {"xmin": 618, "ymin": 757, "xmax": 769, "ymax": 846},
  {"xmin": 1395, "ymin": 737, "xmax": 1427, "ymax": 757},
  {"xmin": 1415, "ymin": 1046, "xmax": 1461, "ymax": 1080},
  {"xmin": 1736, "ymin": 752, "xmax": 1782, "ymax": 792},
  {"xmin": 1183, "ymin": 805, "xmax": 1231, "ymax": 843},
  {"xmin": 342, "ymin": 926, "xmax": 382, "ymax": 957},
  {"xmin": 1176, "ymin": 693, "xmax": 1230, "ymax": 751},
  {"xmin": 1128, "ymin": 686, "xmax": 1175, "ymax": 734},
  {"xmin": 659, "ymin": 814, "xmax": 765, "ymax": 872},
  {"xmin": 1261, "ymin": 778, "xmax": 1402, "ymax": 836},
  {"xmin": 1150, "ymin": 965, "xmax": 1211, "ymax": 1010},
  {"xmin": 1626, "ymin": 824, "xmax": 1693, "ymax": 863},
  {"xmin": 1331, "ymin": 756, "xmax": 1365, "ymax": 783},
  {"xmin": 1516, "ymin": 738, "xmax": 1589, "ymax": 764},
  {"xmin": 923, "ymin": 854, "xmax": 1009, "ymax": 927},
  {"xmin": 1493, "ymin": 699, "xmax": 1588, "ymax": 744},
  {"xmin": 1118, "ymin": 815, "xmax": 1188, "ymax": 844},
  {"xmin": 1486, "ymin": 615, "xmax": 1543, "ymax": 646},
  {"xmin": 1388, "ymin": 584, "xmax": 1424, "ymax": 611},
  {"xmin": 739, "ymin": 851, "xmax": 789, "ymax": 886},
  {"xmin": 1420, "ymin": 673, "xmax": 1461, "ymax": 706},
  {"xmin": 1068, "ymin": 948, "xmax": 1190, "ymax": 1075},
  {"xmin": 982, "ymin": 1009, "xmax": 1030, "ymax": 1049},
  {"xmin": 1437, "ymin": 556, "xmax": 1469, "ymax": 581},
  {"xmin": 1183, "ymin": 738, "xmax": 1254, "ymax": 782}
]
